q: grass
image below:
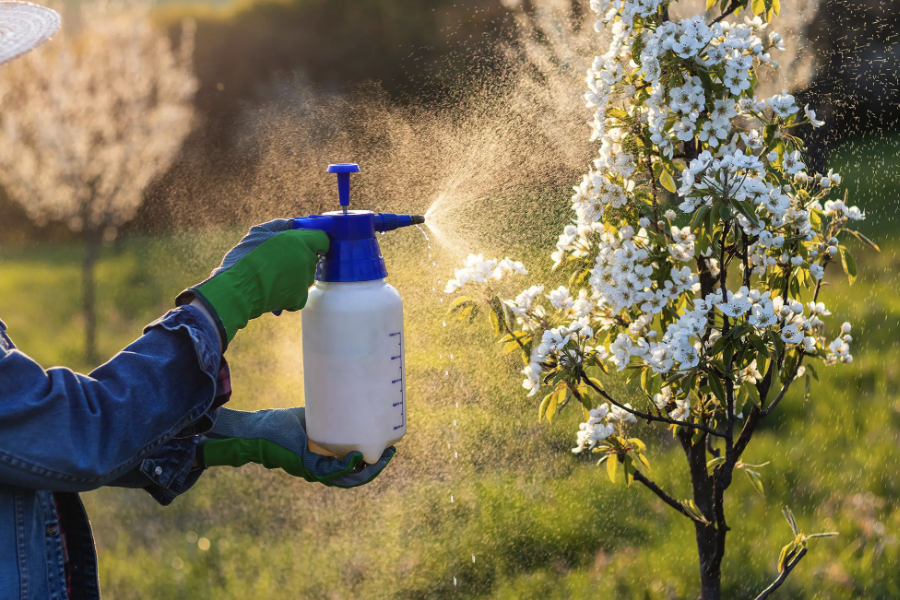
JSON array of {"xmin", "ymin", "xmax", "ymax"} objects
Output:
[{"xmin": 0, "ymin": 136, "xmax": 898, "ymax": 599}]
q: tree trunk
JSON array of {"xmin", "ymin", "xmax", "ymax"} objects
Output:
[
  {"xmin": 680, "ymin": 430, "xmax": 722, "ymax": 600},
  {"xmin": 82, "ymin": 230, "xmax": 102, "ymax": 365}
]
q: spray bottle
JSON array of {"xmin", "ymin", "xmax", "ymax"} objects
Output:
[{"xmin": 293, "ymin": 163, "xmax": 424, "ymax": 464}]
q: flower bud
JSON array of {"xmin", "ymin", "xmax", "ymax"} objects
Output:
[
  {"xmin": 827, "ymin": 246, "xmax": 838, "ymax": 256},
  {"xmin": 841, "ymin": 322, "xmax": 851, "ymax": 333}
]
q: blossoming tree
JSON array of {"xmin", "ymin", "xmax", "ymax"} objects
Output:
[
  {"xmin": 443, "ymin": 0, "xmax": 878, "ymax": 596},
  {"xmin": 0, "ymin": 1, "xmax": 197, "ymax": 362}
]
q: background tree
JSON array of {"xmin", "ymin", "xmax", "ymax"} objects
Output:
[
  {"xmin": 0, "ymin": 0, "xmax": 197, "ymax": 362},
  {"xmin": 443, "ymin": 0, "xmax": 878, "ymax": 597}
]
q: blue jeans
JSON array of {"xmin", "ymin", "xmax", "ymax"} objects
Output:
[{"xmin": 0, "ymin": 305, "xmax": 224, "ymax": 599}]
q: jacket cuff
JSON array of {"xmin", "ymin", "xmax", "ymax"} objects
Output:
[
  {"xmin": 139, "ymin": 437, "xmax": 205, "ymax": 506},
  {"xmin": 175, "ymin": 287, "xmax": 230, "ymax": 352},
  {"xmin": 144, "ymin": 304, "xmax": 221, "ymax": 378}
]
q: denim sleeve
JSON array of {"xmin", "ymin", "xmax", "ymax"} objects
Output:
[
  {"xmin": 0, "ymin": 305, "xmax": 221, "ymax": 493},
  {"xmin": 105, "ymin": 436, "xmax": 207, "ymax": 506}
]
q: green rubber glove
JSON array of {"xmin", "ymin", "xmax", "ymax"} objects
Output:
[
  {"xmin": 177, "ymin": 219, "xmax": 328, "ymax": 348},
  {"xmin": 201, "ymin": 408, "xmax": 396, "ymax": 488}
]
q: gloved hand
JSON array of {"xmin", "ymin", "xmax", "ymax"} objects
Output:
[
  {"xmin": 177, "ymin": 219, "xmax": 328, "ymax": 348},
  {"xmin": 201, "ymin": 407, "xmax": 396, "ymax": 488}
]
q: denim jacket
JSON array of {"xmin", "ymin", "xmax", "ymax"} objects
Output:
[{"xmin": 0, "ymin": 305, "xmax": 226, "ymax": 600}]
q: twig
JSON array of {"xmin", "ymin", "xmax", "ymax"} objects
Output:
[
  {"xmin": 711, "ymin": 0, "xmax": 740, "ymax": 24},
  {"xmin": 581, "ymin": 374, "xmax": 729, "ymax": 438},
  {"xmin": 633, "ymin": 469, "xmax": 707, "ymax": 524},
  {"xmin": 753, "ymin": 547, "xmax": 808, "ymax": 600}
]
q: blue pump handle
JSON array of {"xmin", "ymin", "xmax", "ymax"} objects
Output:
[{"xmin": 326, "ymin": 163, "xmax": 359, "ymax": 207}]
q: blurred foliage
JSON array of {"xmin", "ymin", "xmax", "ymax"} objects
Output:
[{"xmin": 0, "ymin": 133, "xmax": 899, "ymax": 598}]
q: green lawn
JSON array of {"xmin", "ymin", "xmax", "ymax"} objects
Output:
[{"xmin": 0, "ymin": 137, "xmax": 898, "ymax": 598}]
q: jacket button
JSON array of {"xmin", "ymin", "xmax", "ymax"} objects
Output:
[
  {"xmin": 154, "ymin": 466, "xmax": 163, "ymax": 475},
  {"xmin": 46, "ymin": 525, "xmax": 58, "ymax": 535}
]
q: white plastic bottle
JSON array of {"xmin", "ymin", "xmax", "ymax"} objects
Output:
[{"xmin": 301, "ymin": 278, "xmax": 407, "ymax": 464}]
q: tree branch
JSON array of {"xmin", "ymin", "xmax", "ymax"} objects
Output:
[
  {"xmin": 581, "ymin": 374, "xmax": 729, "ymax": 438},
  {"xmin": 710, "ymin": 0, "xmax": 740, "ymax": 24},
  {"xmin": 633, "ymin": 469, "xmax": 707, "ymax": 524},
  {"xmin": 753, "ymin": 547, "xmax": 808, "ymax": 600}
]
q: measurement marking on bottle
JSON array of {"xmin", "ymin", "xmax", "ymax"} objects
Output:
[{"xmin": 390, "ymin": 330, "xmax": 405, "ymax": 431}]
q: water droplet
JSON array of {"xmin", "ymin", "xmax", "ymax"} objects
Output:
[
  {"xmin": 440, "ymin": 297, "xmax": 444, "ymax": 302},
  {"xmin": 453, "ymin": 419, "xmax": 457, "ymax": 426},
  {"xmin": 450, "ymin": 353, "xmax": 454, "ymax": 359},
  {"xmin": 455, "ymin": 402, "xmax": 459, "ymax": 408},
  {"xmin": 448, "ymin": 443, "xmax": 451, "ymax": 449},
  {"xmin": 450, "ymin": 495, "xmax": 454, "ymax": 503},
  {"xmin": 472, "ymin": 555, "xmax": 476, "ymax": 563},
  {"xmin": 453, "ymin": 577, "xmax": 457, "ymax": 586},
  {"xmin": 432, "ymin": 261, "xmax": 437, "ymax": 266},
  {"xmin": 442, "ymin": 321, "xmax": 446, "ymax": 327},
  {"xmin": 439, "ymin": 354, "xmax": 443, "ymax": 359},
  {"xmin": 445, "ymin": 370, "xmax": 449, "ymax": 376},
  {"xmin": 454, "ymin": 451, "xmax": 458, "ymax": 458}
]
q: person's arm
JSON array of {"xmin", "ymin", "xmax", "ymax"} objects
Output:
[
  {"xmin": 0, "ymin": 219, "xmax": 327, "ymax": 494},
  {"xmin": 0, "ymin": 304, "xmax": 221, "ymax": 492},
  {"xmin": 103, "ymin": 352, "xmax": 232, "ymax": 505}
]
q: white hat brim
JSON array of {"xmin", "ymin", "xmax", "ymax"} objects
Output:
[{"xmin": 0, "ymin": 1, "xmax": 59, "ymax": 65}]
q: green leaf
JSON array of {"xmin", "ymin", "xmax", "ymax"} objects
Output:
[
  {"xmin": 742, "ymin": 380, "xmax": 761, "ymax": 405},
  {"xmin": 458, "ymin": 304, "xmax": 475, "ymax": 321},
  {"xmin": 805, "ymin": 363, "xmax": 819, "ymax": 381},
  {"xmin": 839, "ymin": 247, "xmax": 857, "ymax": 285},
  {"xmin": 845, "ymin": 230, "xmax": 881, "ymax": 252},
  {"xmin": 607, "ymin": 455, "xmax": 620, "ymax": 483},
  {"xmin": 634, "ymin": 451, "xmax": 652, "ymax": 472},
  {"xmin": 749, "ymin": 335, "xmax": 767, "ymax": 354},
  {"xmin": 660, "ymin": 168, "xmax": 677, "ymax": 194},
  {"xmin": 708, "ymin": 375, "xmax": 727, "ymax": 404},
  {"xmin": 489, "ymin": 307, "xmax": 502, "ymax": 335},
  {"xmin": 732, "ymin": 200, "xmax": 760, "ymax": 227},
  {"xmin": 783, "ymin": 506, "xmax": 800, "ymax": 535},
  {"xmin": 447, "ymin": 296, "xmax": 473, "ymax": 312},
  {"xmin": 744, "ymin": 469, "xmax": 765, "ymax": 495},
  {"xmin": 623, "ymin": 454, "xmax": 635, "ymax": 486},
  {"xmin": 539, "ymin": 392, "xmax": 553, "ymax": 422},
  {"xmin": 504, "ymin": 340, "xmax": 523, "ymax": 354},
  {"xmin": 628, "ymin": 438, "xmax": 647, "ymax": 452},
  {"xmin": 707, "ymin": 456, "xmax": 727, "ymax": 472},
  {"xmin": 778, "ymin": 541, "xmax": 796, "ymax": 573},
  {"xmin": 546, "ymin": 387, "xmax": 564, "ymax": 424}
]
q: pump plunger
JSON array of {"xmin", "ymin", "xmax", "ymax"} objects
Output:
[{"xmin": 327, "ymin": 163, "xmax": 359, "ymax": 214}]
